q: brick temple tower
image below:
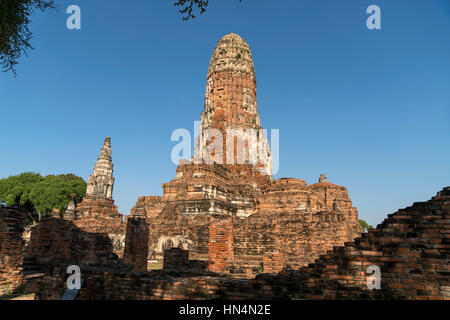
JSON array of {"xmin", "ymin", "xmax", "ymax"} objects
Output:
[
  {"xmin": 197, "ymin": 33, "xmax": 272, "ymax": 176},
  {"xmin": 75, "ymin": 137, "xmax": 121, "ymax": 219},
  {"xmin": 86, "ymin": 137, "xmax": 115, "ymax": 200},
  {"xmin": 131, "ymin": 34, "xmax": 361, "ymax": 272}
]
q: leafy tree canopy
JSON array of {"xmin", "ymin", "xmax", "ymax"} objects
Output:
[
  {"xmin": 359, "ymin": 219, "xmax": 373, "ymax": 232},
  {"xmin": 0, "ymin": 172, "xmax": 86, "ymax": 224},
  {"xmin": 0, "ymin": 0, "xmax": 54, "ymax": 75}
]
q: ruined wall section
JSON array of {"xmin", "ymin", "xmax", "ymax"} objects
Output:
[
  {"xmin": 230, "ymin": 177, "xmax": 362, "ymax": 274},
  {"xmin": 36, "ymin": 187, "xmax": 450, "ymax": 300},
  {"xmin": 0, "ymin": 208, "xmax": 25, "ymax": 295},
  {"xmin": 232, "ymin": 209, "xmax": 360, "ymax": 273},
  {"xmin": 258, "ymin": 187, "xmax": 450, "ymax": 299},
  {"xmin": 208, "ymin": 217, "xmax": 234, "ymax": 273},
  {"xmin": 123, "ymin": 218, "xmax": 149, "ymax": 271},
  {"xmin": 28, "ymin": 216, "xmax": 121, "ymax": 268},
  {"xmin": 72, "ymin": 216, "xmax": 125, "ymax": 258}
]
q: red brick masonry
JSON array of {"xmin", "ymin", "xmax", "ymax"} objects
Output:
[
  {"xmin": 35, "ymin": 187, "xmax": 450, "ymax": 300},
  {"xmin": 0, "ymin": 208, "xmax": 25, "ymax": 295}
]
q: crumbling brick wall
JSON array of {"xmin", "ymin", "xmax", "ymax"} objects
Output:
[
  {"xmin": 36, "ymin": 187, "xmax": 450, "ymax": 300},
  {"xmin": 262, "ymin": 252, "xmax": 285, "ymax": 274},
  {"xmin": 272, "ymin": 187, "xmax": 450, "ymax": 300},
  {"xmin": 123, "ymin": 217, "xmax": 149, "ymax": 270},
  {"xmin": 208, "ymin": 217, "xmax": 234, "ymax": 273},
  {"xmin": 232, "ymin": 209, "xmax": 360, "ymax": 274},
  {"xmin": 0, "ymin": 208, "xmax": 25, "ymax": 295},
  {"xmin": 163, "ymin": 248, "xmax": 208, "ymax": 271},
  {"xmin": 146, "ymin": 212, "xmax": 211, "ymax": 261},
  {"xmin": 28, "ymin": 216, "xmax": 119, "ymax": 267},
  {"xmin": 72, "ymin": 216, "xmax": 126, "ymax": 258},
  {"xmin": 163, "ymin": 248, "xmax": 189, "ymax": 269}
]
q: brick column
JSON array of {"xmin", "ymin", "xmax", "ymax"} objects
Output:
[
  {"xmin": 0, "ymin": 208, "xmax": 25, "ymax": 294},
  {"xmin": 123, "ymin": 217, "xmax": 149, "ymax": 270},
  {"xmin": 208, "ymin": 217, "xmax": 234, "ymax": 273}
]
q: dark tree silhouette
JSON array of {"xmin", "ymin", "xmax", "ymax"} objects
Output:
[
  {"xmin": 0, "ymin": 0, "xmax": 54, "ymax": 76},
  {"xmin": 1, "ymin": 1, "xmax": 241, "ymax": 75},
  {"xmin": 175, "ymin": 0, "xmax": 242, "ymax": 20}
]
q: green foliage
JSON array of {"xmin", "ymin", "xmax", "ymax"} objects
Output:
[
  {"xmin": 359, "ymin": 219, "xmax": 373, "ymax": 232},
  {"xmin": 0, "ymin": 0, "xmax": 55, "ymax": 75},
  {"xmin": 0, "ymin": 172, "xmax": 86, "ymax": 224}
]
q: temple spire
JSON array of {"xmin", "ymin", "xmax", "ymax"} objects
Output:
[
  {"xmin": 198, "ymin": 33, "xmax": 273, "ymax": 177},
  {"xmin": 98, "ymin": 136, "xmax": 112, "ymax": 161},
  {"xmin": 86, "ymin": 137, "xmax": 115, "ymax": 199}
]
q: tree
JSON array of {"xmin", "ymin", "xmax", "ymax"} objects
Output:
[
  {"xmin": 359, "ymin": 219, "xmax": 373, "ymax": 232},
  {"xmin": 0, "ymin": 172, "xmax": 86, "ymax": 224},
  {"xmin": 174, "ymin": 0, "xmax": 242, "ymax": 20},
  {"xmin": 0, "ymin": 172, "xmax": 43, "ymax": 218},
  {"xmin": 2, "ymin": 1, "xmax": 244, "ymax": 75},
  {"xmin": 0, "ymin": 0, "xmax": 54, "ymax": 76}
]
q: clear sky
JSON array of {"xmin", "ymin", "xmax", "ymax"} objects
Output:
[{"xmin": 0, "ymin": 0, "xmax": 449, "ymax": 227}]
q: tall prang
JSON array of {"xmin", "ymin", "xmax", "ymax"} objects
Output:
[
  {"xmin": 131, "ymin": 34, "xmax": 362, "ymax": 275},
  {"xmin": 197, "ymin": 33, "xmax": 273, "ymax": 177},
  {"xmin": 86, "ymin": 137, "xmax": 115, "ymax": 199},
  {"xmin": 75, "ymin": 137, "xmax": 121, "ymax": 219}
]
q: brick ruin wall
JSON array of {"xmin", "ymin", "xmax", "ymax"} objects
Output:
[
  {"xmin": 35, "ymin": 187, "xmax": 450, "ymax": 300},
  {"xmin": 147, "ymin": 213, "xmax": 211, "ymax": 262},
  {"xmin": 131, "ymin": 168, "xmax": 362, "ymax": 277},
  {"xmin": 72, "ymin": 216, "xmax": 126, "ymax": 258},
  {"xmin": 0, "ymin": 208, "xmax": 25, "ymax": 295},
  {"xmin": 231, "ymin": 210, "xmax": 360, "ymax": 276},
  {"xmin": 28, "ymin": 216, "xmax": 122, "ymax": 268},
  {"xmin": 208, "ymin": 217, "xmax": 234, "ymax": 273},
  {"xmin": 163, "ymin": 248, "xmax": 189, "ymax": 269},
  {"xmin": 163, "ymin": 248, "xmax": 208, "ymax": 271},
  {"xmin": 123, "ymin": 217, "xmax": 149, "ymax": 271}
]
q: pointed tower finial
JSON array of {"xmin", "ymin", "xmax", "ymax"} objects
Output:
[{"xmin": 85, "ymin": 137, "xmax": 115, "ymax": 199}]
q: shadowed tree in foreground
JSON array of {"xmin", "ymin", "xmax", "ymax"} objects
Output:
[
  {"xmin": 1, "ymin": 1, "xmax": 241, "ymax": 75},
  {"xmin": 174, "ymin": 0, "xmax": 243, "ymax": 20},
  {"xmin": 0, "ymin": 0, "xmax": 54, "ymax": 76}
]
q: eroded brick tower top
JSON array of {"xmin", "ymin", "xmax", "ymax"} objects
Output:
[
  {"xmin": 198, "ymin": 34, "xmax": 272, "ymax": 177},
  {"xmin": 86, "ymin": 137, "xmax": 115, "ymax": 200}
]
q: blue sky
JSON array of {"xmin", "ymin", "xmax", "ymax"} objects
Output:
[{"xmin": 0, "ymin": 0, "xmax": 449, "ymax": 227}]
